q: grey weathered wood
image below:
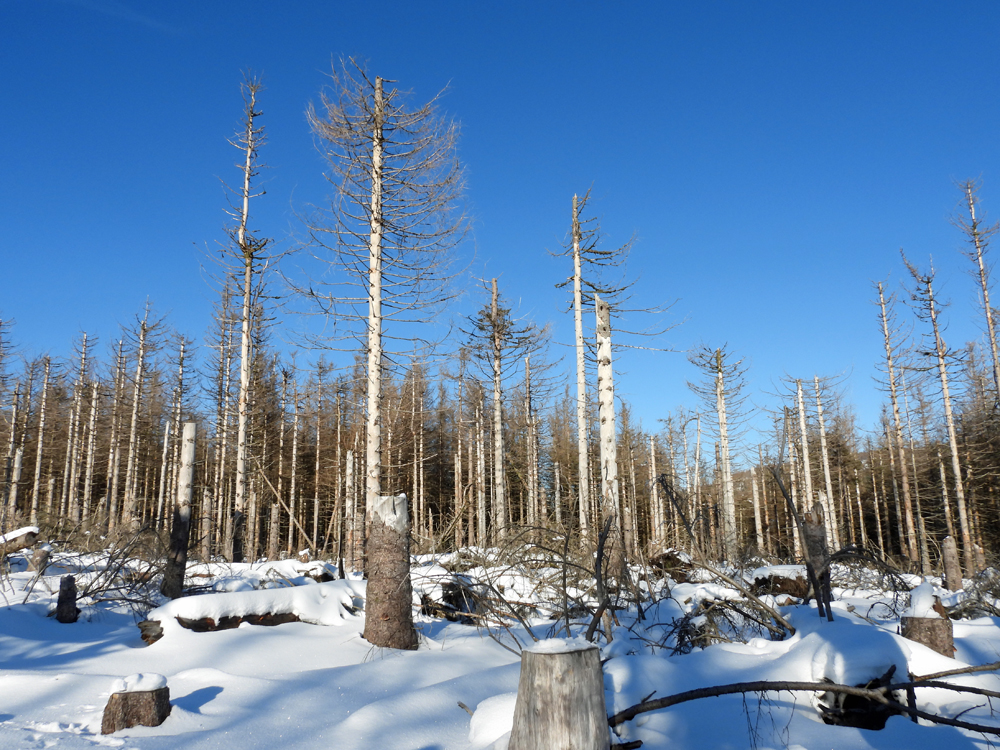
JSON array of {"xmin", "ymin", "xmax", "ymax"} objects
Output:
[
  {"xmin": 101, "ymin": 687, "xmax": 171, "ymax": 733},
  {"xmin": 0, "ymin": 529, "xmax": 37, "ymax": 559},
  {"xmin": 901, "ymin": 616, "xmax": 954, "ymax": 658},
  {"xmin": 942, "ymin": 536, "xmax": 962, "ymax": 592},
  {"xmin": 55, "ymin": 574, "xmax": 79, "ymax": 623},
  {"xmin": 508, "ymin": 644, "xmax": 609, "ymax": 750},
  {"xmin": 28, "ymin": 545, "xmax": 50, "ymax": 572}
]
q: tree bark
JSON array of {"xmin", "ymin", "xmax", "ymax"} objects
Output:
[{"xmin": 362, "ymin": 492, "xmax": 417, "ymax": 650}]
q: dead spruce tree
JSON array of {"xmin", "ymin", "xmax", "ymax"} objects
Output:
[
  {"xmin": 219, "ymin": 76, "xmax": 271, "ymax": 563},
  {"xmin": 903, "ymin": 254, "xmax": 974, "ymax": 576},
  {"xmin": 688, "ymin": 345, "xmax": 747, "ymax": 560},
  {"xmin": 305, "ymin": 61, "xmax": 465, "ymax": 649},
  {"xmin": 464, "ymin": 278, "xmax": 549, "ymax": 542}
]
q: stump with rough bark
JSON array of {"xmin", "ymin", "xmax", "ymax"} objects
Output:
[
  {"xmin": 901, "ymin": 616, "xmax": 954, "ymax": 658},
  {"xmin": 55, "ymin": 575, "xmax": 79, "ymax": 623},
  {"xmin": 508, "ymin": 641, "xmax": 609, "ymax": 750},
  {"xmin": 101, "ymin": 687, "xmax": 171, "ymax": 733},
  {"xmin": 363, "ymin": 493, "xmax": 417, "ymax": 650}
]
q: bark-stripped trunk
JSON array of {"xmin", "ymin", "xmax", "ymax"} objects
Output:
[
  {"xmin": 961, "ymin": 182, "xmax": 1000, "ymax": 402},
  {"xmin": 570, "ymin": 196, "xmax": 591, "ymax": 540},
  {"xmin": 876, "ymin": 283, "xmax": 918, "ymax": 561},
  {"xmin": 122, "ymin": 311, "xmax": 149, "ymax": 532},
  {"xmin": 29, "ymin": 358, "xmax": 50, "ymax": 525},
  {"xmin": 813, "ymin": 377, "xmax": 840, "ymax": 549},
  {"xmin": 595, "ymin": 295, "xmax": 622, "ymax": 565},
  {"xmin": 908, "ymin": 268, "xmax": 973, "ymax": 574},
  {"xmin": 715, "ymin": 352, "xmax": 736, "ymax": 558},
  {"xmin": 490, "ymin": 279, "xmax": 506, "ymax": 541},
  {"xmin": 233, "ymin": 83, "xmax": 263, "ymax": 565},
  {"xmin": 288, "ymin": 390, "xmax": 299, "ymax": 553},
  {"xmin": 162, "ymin": 422, "xmax": 196, "ymax": 599}
]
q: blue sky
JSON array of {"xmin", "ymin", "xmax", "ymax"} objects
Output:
[{"xmin": 3, "ymin": 0, "xmax": 1000, "ymax": 441}]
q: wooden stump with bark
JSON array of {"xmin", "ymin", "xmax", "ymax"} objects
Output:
[
  {"xmin": 901, "ymin": 616, "xmax": 955, "ymax": 658},
  {"xmin": 508, "ymin": 641, "xmax": 609, "ymax": 750},
  {"xmin": 101, "ymin": 679, "xmax": 171, "ymax": 734},
  {"xmin": 55, "ymin": 575, "xmax": 79, "ymax": 623},
  {"xmin": 362, "ymin": 493, "xmax": 417, "ymax": 650}
]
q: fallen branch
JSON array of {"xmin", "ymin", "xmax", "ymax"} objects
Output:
[{"xmin": 608, "ymin": 677, "xmax": 1000, "ymax": 736}]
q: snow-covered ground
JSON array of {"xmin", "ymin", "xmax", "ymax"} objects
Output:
[{"xmin": 2, "ymin": 548, "xmax": 1000, "ymax": 750}]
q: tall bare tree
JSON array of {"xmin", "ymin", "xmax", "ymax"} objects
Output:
[{"xmin": 306, "ymin": 61, "xmax": 465, "ymax": 649}]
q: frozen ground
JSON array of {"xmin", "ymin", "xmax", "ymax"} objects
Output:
[{"xmin": 2, "ymin": 548, "xmax": 1000, "ymax": 750}]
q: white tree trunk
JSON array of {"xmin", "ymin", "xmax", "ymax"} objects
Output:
[
  {"xmin": 716, "ymin": 352, "xmax": 736, "ymax": 558},
  {"xmin": 572, "ymin": 195, "xmax": 591, "ymax": 539},
  {"xmin": 122, "ymin": 311, "xmax": 149, "ymax": 532},
  {"xmin": 490, "ymin": 279, "xmax": 506, "ymax": 540},
  {"xmin": 595, "ymin": 296, "xmax": 620, "ymax": 536},
  {"xmin": 813, "ymin": 377, "xmax": 840, "ymax": 549},
  {"xmin": 29, "ymin": 358, "xmax": 50, "ymax": 525}
]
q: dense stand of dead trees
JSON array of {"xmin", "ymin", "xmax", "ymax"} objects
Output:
[{"xmin": 2, "ymin": 73, "xmax": 1000, "ymax": 584}]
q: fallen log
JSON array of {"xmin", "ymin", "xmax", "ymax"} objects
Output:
[
  {"xmin": 0, "ymin": 526, "xmax": 38, "ymax": 559},
  {"xmin": 138, "ymin": 611, "xmax": 302, "ymax": 644}
]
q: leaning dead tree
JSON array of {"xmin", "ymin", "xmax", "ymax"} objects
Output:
[{"xmin": 305, "ymin": 60, "xmax": 466, "ymax": 649}]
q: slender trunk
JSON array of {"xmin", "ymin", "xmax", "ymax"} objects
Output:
[
  {"xmin": 876, "ymin": 283, "xmax": 918, "ymax": 561},
  {"xmin": 595, "ymin": 295, "xmax": 622, "ymax": 565},
  {"xmin": 122, "ymin": 311, "xmax": 149, "ymax": 532},
  {"xmin": 29, "ymin": 358, "xmax": 50, "ymax": 525},
  {"xmin": 813, "ymin": 377, "xmax": 840, "ymax": 549},
  {"xmin": 716, "ymin": 352, "xmax": 736, "ymax": 558},
  {"xmin": 571, "ymin": 195, "xmax": 591, "ymax": 539},
  {"xmin": 490, "ymin": 278, "xmax": 506, "ymax": 541}
]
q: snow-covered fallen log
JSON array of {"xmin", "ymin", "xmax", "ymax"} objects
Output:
[{"xmin": 139, "ymin": 578, "xmax": 366, "ymax": 644}]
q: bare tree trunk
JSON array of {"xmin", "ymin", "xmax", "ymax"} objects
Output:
[
  {"xmin": 122, "ymin": 310, "xmax": 149, "ymax": 532},
  {"xmin": 716, "ymin": 353, "xmax": 736, "ymax": 558},
  {"xmin": 876, "ymin": 282, "xmax": 918, "ymax": 562},
  {"xmin": 232, "ymin": 81, "xmax": 265, "ymax": 565},
  {"xmin": 903, "ymin": 262, "xmax": 974, "ymax": 574},
  {"xmin": 29, "ymin": 358, "xmax": 50, "ymax": 526},
  {"xmin": 161, "ymin": 422, "xmax": 196, "ymax": 599},
  {"xmin": 959, "ymin": 181, "xmax": 1000, "ymax": 402},
  {"xmin": 489, "ymin": 279, "xmax": 507, "ymax": 541},
  {"xmin": 288, "ymin": 390, "xmax": 299, "ymax": 554},
  {"xmin": 571, "ymin": 195, "xmax": 591, "ymax": 540},
  {"xmin": 476, "ymin": 400, "xmax": 486, "ymax": 545},
  {"xmin": 596, "ymin": 295, "xmax": 622, "ymax": 568},
  {"xmin": 813, "ymin": 377, "xmax": 840, "ymax": 549}
]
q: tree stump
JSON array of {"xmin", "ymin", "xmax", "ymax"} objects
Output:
[
  {"xmin": 942, "ymin": 536, "xmax": 962, "ymax": 592},
  {"xmin": 55, "ymin": 575, "xmax": 80, "ymax": 623},
  {"xmin": 101, "ymin": 685, "xmax": 171, "ymax": 734},
  {"xmin": 508, "ymin": 640, "xmax": 609, "ymax": 750},
  {"xmin": 28, "ymin": 545, "xmax": 50, "ymax": 573},
  {"xmin": 901, "ymin": 616, "xmax": 954, "ymax": 658}
]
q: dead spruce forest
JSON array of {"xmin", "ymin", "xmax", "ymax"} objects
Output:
[{"xmin": 3, "ymin": 71, "xmax": 1000, "ymax": 597}]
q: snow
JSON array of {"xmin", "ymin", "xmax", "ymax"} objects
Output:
[
  {"xmin": 904, "ymin": 579, "xmax": 944, "ymax": 619},
  {"xmin": 109, "ymin": 673, "xmax": 167, "ymax": 694},
  {"xmin": 2, "ymin": 547, "xmax": 1000, "ymax": 749},
  {"xmin": 525, "ymin": 636, "xmax": 596, "ymax": 654},
  {"xmin": 0, "ymin": 525, "xmax": 39, "ymax": 544}
]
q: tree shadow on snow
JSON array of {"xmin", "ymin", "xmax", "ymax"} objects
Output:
[{"xmin": 173, "ymin": 685, "xmax": 224, "ymax": 715}]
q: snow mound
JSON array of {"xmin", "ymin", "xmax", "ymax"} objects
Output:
[
  {"xmin": 469, "ymin": 691, "xmax": 516, "ymax": 749},
  {"xmin": 147, "ymin": 578, "xmax": 366, "ymax": 636},
  {"xmin": 526, "ymin": 636, "xmax": 596, "ymax": 654},
  {"xmin": 109, "ymin": 673, "xmax": 167, "ymax": 694},
  {"xmin": 903, "ymin": 580, "xmax": 943, "ymax": 619}
]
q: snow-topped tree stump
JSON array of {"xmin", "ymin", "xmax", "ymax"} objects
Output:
[
  {"xmin": 101, "ymin": 674, "xmax": 171, "ymax": 734},
  {"xmin": 900, "ymin": 580, "xmax": 954, "ymax": 658},
  {"xmin": 508, "ymin": 639, "xmax": 609, "ymax": 750}
]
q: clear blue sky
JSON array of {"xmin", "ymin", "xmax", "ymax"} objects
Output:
[{"xmin": 3, "ymin": 0, "xmax": 1000, "ymax": 442}]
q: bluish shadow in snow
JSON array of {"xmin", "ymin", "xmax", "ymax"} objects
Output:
[{"xmin": 173, "ymin": 686, "xmax": 223, "ymax": 714}]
